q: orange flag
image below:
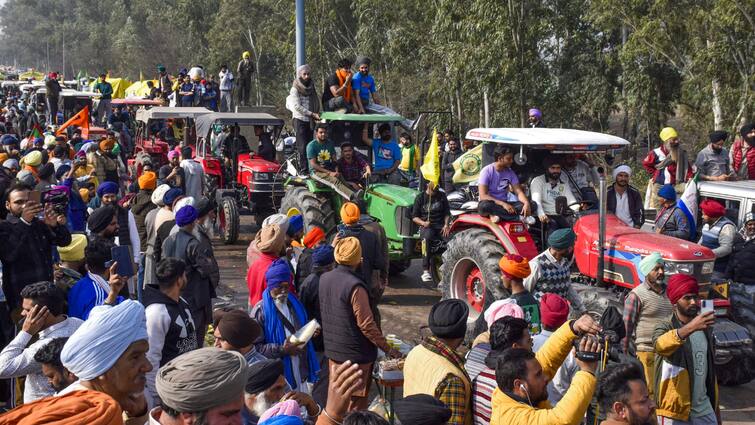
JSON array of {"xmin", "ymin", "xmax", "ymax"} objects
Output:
[{"xmin": 56, "ymin": 106, "xmax": 90, "ymax": 135}]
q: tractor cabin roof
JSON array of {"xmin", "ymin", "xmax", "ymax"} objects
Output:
[
  {"xmin": 194, "ymin": 112, "xmax": 285, "ymax": 138},
  {"xmin": 135, "ymin": 106, "xmax": 212, "ymax": 123},
  {"xmin": 465, "ymin": 128, "xmax": 629, "ymax": 152}
]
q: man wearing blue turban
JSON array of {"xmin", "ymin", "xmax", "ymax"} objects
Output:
[{"xmin": 251, "ymin": 259, "xmax": 320, "ymax": 391}]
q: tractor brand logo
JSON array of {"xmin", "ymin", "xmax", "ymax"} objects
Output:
[
  {"xmin": 460, "ymin": 153, "xmax": 481, "ymax": 177},
  {"xmin": 693, "ymin": 251, "xmax": 703, "ymax": 257}
]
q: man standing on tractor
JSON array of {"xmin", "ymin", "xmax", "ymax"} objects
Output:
[
  {"xmin": 286, "ymin": 64, "xmax": 320, "ymax": 174},
  {"xmin": 642, "ymin": 127, "xmax": 693, "ymax": 209},
  {"xmin": 179, "ymin": 146, "xmax": 205, "ymax": 201},
  {"xmin": 530, "ymin": 155, "xmax": 577, "ymax": 232},
  {"xmin": 237, "ymin": 51, "xmax": 255, "ymax": 107},
  {"xmin": 93, "ymin": 74, "xmax": 113, "ymax": 127},
  {"xmin": 398, "ymin": 132, "xmax": 421, "ymax": 186},
  {"xmin": 730, "ymin": 123, "xmax": 755, "ymax": 180},
  {"xmin": 218, "ymin": 64, "xmax": 234, "ymax": 112},
  {"xmin": 523, "ymin": 228, "xmax": 585, "ymax": 314},
  {"xmin": 622, "ymin": 252, "xmax": 672, "ymax": 400},
  {"xmin": 478, "ymin": 147, "xmax": 531, "ymax": 223},
  {"xmin": 696, "ymin": 131, "xmax": 733, "ymax": 181},
  {"xmin": 411, "ymin": 181, "xmax": 451, "ymax": 283},
  {"xmin": 441, "ymin": 138, "xmax": 464, "ymax": 193},
  {"xmin": 336, "ymin": 142, "xmax": 371, "ymax": 191},
  {"xmin": 307, "ymin": 123, "xmax": 355, "ymax": 199},
  {"xmin": 653, "ymin": 274, "xmax": 719, "ymax": 425},
  {"xmin": 361, "ymin": 123, "xmax": 402, "ymax": 185},
  {"xmin": 157, "ymin": 65, "xmax": 172, "ymax": 101},
  {"xmin": 698, "ymin": 199, "xmax": 736, "ymax": 274},
  {"xmin": 607, "ymin": 165, "xmax": 644, "ymax": 229},
  {"xmin": 654, "ymin": 184, "xmax": 691, "ymax": 240}
]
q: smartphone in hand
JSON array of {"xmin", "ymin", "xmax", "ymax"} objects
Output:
[
  {"xmin": 700, "ymin": 299, "xmax": 714, "ymax": 315},
  {"xmin": 110, "ymin": 245, "xmax": 135, "ymax": 277}
]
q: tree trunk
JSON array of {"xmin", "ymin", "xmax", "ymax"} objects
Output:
[{"xmin": 707, "ymin": 40, "xmax": 723, "ymax": 130}]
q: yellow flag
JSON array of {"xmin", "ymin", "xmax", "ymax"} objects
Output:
[
  {"xmin": 452, "ymin": 144, "xmax": 483, "ymax": 184},
  {"xmin": 420, "ymin": 129, "xmax": 440, "ymax": 185}
]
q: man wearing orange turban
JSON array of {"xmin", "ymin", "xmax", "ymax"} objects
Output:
[
  {"xmin": 91, "ymin": 134, "xmax": 121, "ymax": 185},
  {"xmin": 698, "ymin": 198, "xmax": 736, "ymax": 273},
  {"xmin": 0, "ymin": 390, "xmax": 123, "ymax": 425},
  {"xmin": 498, "ymin": 254, "xmax": 540, "ymax": 335}
]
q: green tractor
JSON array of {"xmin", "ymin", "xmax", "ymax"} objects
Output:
[{"xmin": 279, "ymin": 112, "xmax": 432, "ymax": 277}]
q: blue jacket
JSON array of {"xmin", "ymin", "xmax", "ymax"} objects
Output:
[{"xmin": 68, "ymin": 272, "xmax": 124, "ymax": 320}]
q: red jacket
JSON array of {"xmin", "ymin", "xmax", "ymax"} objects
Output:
[
  {"xmin": 642, "ymin": 146, "xmax": 693, "ymax": 185},
  {"xmin": 245, "ymin": 253, "xmax": 296, "ymax": 307},
  {"xmin": 730, "ymin": 139, "xmax": 755, "ymax": 179}
]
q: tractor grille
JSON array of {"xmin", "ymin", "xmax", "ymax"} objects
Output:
[
  {"xmin": 395, "ymin": 206, "xmax": 418, "ymax": 237},
  {"xmin": 250, "ymin": 172, "xmax": 285, "ymax": 193}
]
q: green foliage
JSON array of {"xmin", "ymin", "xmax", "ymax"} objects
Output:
[{"xmin": 0, "ymin": 0, "xmax": 751, "ymax": 144}]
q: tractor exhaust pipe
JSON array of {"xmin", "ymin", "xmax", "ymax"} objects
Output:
[{"xmin": 597, "ymin": 172, "xmax": 607, "ymax": 287}]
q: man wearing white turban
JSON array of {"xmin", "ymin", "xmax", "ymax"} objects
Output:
[
  {"xmin": 60, "ymin": 299, "xmax": 152, "ymax": 424},
  {"xmin": 606, "ymin": 165, "xmax": 644, "ymax": 228}
]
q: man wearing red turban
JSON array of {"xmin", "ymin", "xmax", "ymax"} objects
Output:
[
  {"xmin": 653, "ymin": 274, "xmax": 719, "ymax": 424},
  {"xmin": 698, "ymin": 199, "xmax": 736, "ymax": 274}
]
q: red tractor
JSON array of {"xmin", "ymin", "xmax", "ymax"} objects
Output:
[
  {"xmin": 128, "ymin": 106, "xmax": 211, "ymax": 177},
  {"xmin": 441, "ymin": 128, "xmax": 752, "ymax": 385},
  {"xmin": 193, "ymin": 112, "xmax": 287, "ymax": 244}
]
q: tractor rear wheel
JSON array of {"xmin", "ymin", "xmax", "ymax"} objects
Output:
[
  {"xmin": 218, "ymin": 197, "xmax": 240, "ymax": 245},
  {"xmin": 441, "ymin": 228, "xmax": 509, "ymax": 322},
  {"xmin": 279, "ymin": 186, "xmax": 338, "ymax": 236}
]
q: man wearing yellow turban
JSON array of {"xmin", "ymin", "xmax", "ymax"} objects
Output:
[
  {"xmin": 56, "ymin": 233, "xmax": 88, "ymax": 292},
  {"xmin": 642, "ymin": 126, "xmax": 693, "ymax": 209},
  {"xmin": 237, "ymin": 50, "xmax": 255, "ymax": 106}
]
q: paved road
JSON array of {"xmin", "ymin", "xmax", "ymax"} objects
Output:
[{"xmin": 212, "ymin": 217, "xmax": 755, "ymax": 424}]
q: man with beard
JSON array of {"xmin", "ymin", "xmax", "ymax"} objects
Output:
[
  {"xmin": 55, "ymin": 233, "xmax": 88, "ymax": 293},
  {"xmin": 286, "ymin": 64, "xmax": 320, "ymax": 174},
  {"xmin": 68, "ymin": 237, "xmax": 127, "ymax": 319},
  {"xmin": 489, "ymin": 317, "xmax": 602, "ymax": 425},
  {"xmin": 441, "ymin": 138, "xmax": 464, "ymax": 193},
  {"xmin": 251, "ymin": 259, "xmax": 320, "ymax": 391},
  {"xmin": 336, "ymin": 142, "xmax": 371, "ymax": 191},
  {"xmin": 361, "ymin": 123, "xmax": 402, "ymax": 185},
  {"xmin": 86, "ymin": 205, "xmax": 119, "ymax": 241},
  {"xmin": 596, "ymin": 363, "xmax": 657, "ymax": 425},
  {"xmin": 696, "ymin": 131, "xmax": 733, "ymax": 181},
  {"xmin": 159, "ymin": 150, "xmax": 185, "ymax": 191},
  {"xmin": 530, "ymin": 156, "xmax": 578, "ymax": 233},
  {"xmin": 726, "ymin": 213, "xmax": 755, "ymax": 284},
  {"xmin": 243, "ymin": 359, "xmax": 321, "ymax": 425},
  {"xmin": 90, "ymin": 136, "xmax": 121, "ymax": 184},
  {"xmin": 351, "ymin": 56, "xmax": 413, "ymax": 129},
  {"xmin": 561, "ymin": 154, "xmax": 599, "ymax": 201},
  {"xmin": 730, "ymin": 123, "xmax": 755, "ymax": 180},
  {"xmin": 698, "ymin": 199, "xmax": 736, "ymax": 274},
  {"xmin": 622, "ymin": 252, "xmax": 672, "ymax": 399},
  {"xmin": 478, "ymin": 147, "xmax": 532, "ymax": 223},
  {"xmin": 97, "ymin": 181, "xmax": 141, "ymax": 264},
  {"xmin": 653, "ymin": 274, "xmax": 719, "ymax": 425},
  {"xmin": 162, "ymin": 205, "xmax": 218, "ymax": 346},
  {"xmin": 527, "ymin": 108, "xmax": 545, "ymax": 128},
  {"xmin": 654, "ymin": 185, "xmax": 691, "ymax": 240},
  {"xmin": 642, "ymin": 127, "xmax": 693, "ymax": 209},
  {"xmin": 607, "ymin": 165, "xmax": 644, "ymax": 228},
  {"xmin": 308, "ymin": 123, "xmax": 355, "ymax": 199},
  {"xmin": 33, "ymin": 337, "xmax": 77, "ymax": 393},
  {"xmin": 59, "ymin": 299, "xmax": 152, "ymax": 424}
]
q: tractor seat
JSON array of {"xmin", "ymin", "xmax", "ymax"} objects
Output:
[{"xmin": 460, "ymin": 201, "xmax": 479, "ymax": 211}]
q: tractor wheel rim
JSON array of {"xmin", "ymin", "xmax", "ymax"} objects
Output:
[{"xmin": 451, "ymin": 258, "xmax": 485, "ymax": 316}]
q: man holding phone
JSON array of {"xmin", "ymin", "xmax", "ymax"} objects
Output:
[
  {"xmin": 653, "ymin": 274, "xmax": 719, "ymax": 425},
  {"xmin": 0, "ymin": 183, "xmax": 71, "ymax": 311}
]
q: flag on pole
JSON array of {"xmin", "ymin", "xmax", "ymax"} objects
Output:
[
  {"xmin": 419, "ymin": 129, "xmax": 440, "ymax": 186},
  {"xmin": 29, "ymin": 123, "xmax": 43, "ymax": 140},
  {"xmin": 56, "ymin": 106, "xmax": 90, "ymax": 136},
  {"xmin": 451, "ymin": 143, "xmax": 483, "ymax": 184},
  {"xmin": 677, "ymin": 174, "xmax": 699, "ymax": 238}
]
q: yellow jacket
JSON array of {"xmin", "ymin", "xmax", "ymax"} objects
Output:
[{"xmin": 490, "ymin": 321, "xmax": 596, "ymax": 425}]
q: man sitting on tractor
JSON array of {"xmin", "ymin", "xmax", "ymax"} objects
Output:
[
  {"xmin": 220, "ymin": 124, "xmax": 250, "ymax": 184},
  {"xmin": 654, "ymin": 184, "xmax": 691, "ymax": 240},
  {"xmin": 698, "ymin": 199, "xmax": 736, "ymax": 274},
  {"xmin": 336, "ymin": 142, "xmax": 370, "ymax": 191},
  {"xmin": 398, "ymin": 132, "xmax": 420, "ymax": 187},
  {"xmin": 561, "ymin": 154, "xmax": 598, "ymax": 201},
  {"xmin": 523, "ymin": 228, "xmax": 585, "ymax": 314},
  {"xmin": 530, "ymin": 155, "xmax": 578, "ymax": 232},
  {"xmin": 607, "ymin": 165, "xmax": 644, "ymax": 229},
  {"xmin": 478, "ymin": 147, "xmax": 531, "ymax": 223},
  {"xmin": 255, "ymin": 125, "xmax": 275, "ymax": 163},
  {"xmin": 307, "ymin": 123, "xmax": 355, "ymax": 199},
  {"xmin": 361, "ymin": 123, "xmax": 402, "ymax": 185}
]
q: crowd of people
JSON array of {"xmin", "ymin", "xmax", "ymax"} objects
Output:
[{"xmin": 0, "ymin": 51, "xmax": 754, "ymax": 425}]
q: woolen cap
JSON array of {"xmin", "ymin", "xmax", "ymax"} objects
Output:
[
  {"xmin": 428, "ymin": 299, "xmax": 469, "ymax": 339},
  {"xmin": 217, "ymin": 310, "xmax": 261, "ymax": 349}
]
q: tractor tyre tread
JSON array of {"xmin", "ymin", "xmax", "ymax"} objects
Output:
[
  {"xmin": 279, "ymin": 186, "xmax": 338, "ymax": 236},
  {"xmin": 220, "ymin": 197, "xmax": 240, "ymax": 245}
]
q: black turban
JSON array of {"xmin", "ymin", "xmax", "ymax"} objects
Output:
[
  {"xmin": 196, "ymin": 197, "xmax": 215, "ymax": 218},
  {"xmin": 87, "ymin": 205, "xmax": 116, "ymax": 233},
  {"xmin": 38, "ymin": 162, "xmax": 55, "ymax": 180},
  {"xmin": 217, "ymin": 310, "xmax": 261, "ymax": 349},
  {"xmin": 428, "ymin": 299, "xmax": 469, "ymax": 339},
  {"xmin": 181, "ymin": 146, "xmax": 193, "ymax": 160},
  {"xmin": 709, "ymin": 130, "xmax": 728, "ymax": 144},
  {"xmin": 246, "ymin": 359, "xmax": 284, "ymax": 394},
  {"xmin": 600, "ymin": 305, "xmax": 626, "ymax": 342},
  {"xmin": 394, "ymin": 394, "xmax": 452, "ymax": 425},
  {"xmin": 542, "ymin": 155, "xmax": 561, "ymax": 169}
]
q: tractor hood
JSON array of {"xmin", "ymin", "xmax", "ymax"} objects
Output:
[
  {"xmin": 575, "ymin": 214, "xmax": 715, "ymax": 262},
  {"xmin": 238, "ymin": 155, "xmax": 282, "ymax": 173},
  {"xmin": 366, "ymin": 184, "xmax": 418, "ymax": 207}
]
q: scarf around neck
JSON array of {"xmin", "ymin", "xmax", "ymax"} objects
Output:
[
  {"xmin": 335, "ymin": 69, "xmax": 352, "ymax": 102},
  {"xmin": 293, "ymin": 78, "xmax": 320, "ymax": 114}
]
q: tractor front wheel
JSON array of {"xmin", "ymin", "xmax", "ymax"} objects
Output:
[
  {"xmin": 441, "ymin": 228, "xmax": 509, "ymax": 321},
  {"xmin": 279, "ymin": 186, "xmax": 337, "ymax": 236},
  {"xmin": 218, "ymin": 197, "xmax": 240, "ymax": 245}
]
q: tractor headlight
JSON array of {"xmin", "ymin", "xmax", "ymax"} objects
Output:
[
  {"xmin": 702, "ymin": 261, "xmax": 715, "ymax": 275},
  {"xmin": 665, "ymin": 262, "xmax": 693, "ymax": 275}
]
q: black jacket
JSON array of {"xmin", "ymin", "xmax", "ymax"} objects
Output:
[
  {"xmin": 299, "ymin": 271, "xmax": 324, "ymax": 351},
  {"xmin": 319, "ymin": 265, "xmax": 377, "ymax": 364},
  {"xmin": 441, "ymin": 149, "xmax": 463, "ymax": 189},
  {"xmin": 131, "ymin": 190, "xmax": 156, "ymax": 252},
  {"xmin": 606, "ymin": 184, "xmax": 645, "ymax": 227},
  {"xmin": 142, "ymin": 285, "xmax": 198, "ymax": 366},
  {"xmin": 0, "ymin": 216, "xmax": 71, "ymax": 307},
  {"xmin": 162, "ymin": 228, "xmax": 217, "ymax": 317},
  {"xmin": 726, "ymin": 236, "xmax": 755, "ymax": 284}
]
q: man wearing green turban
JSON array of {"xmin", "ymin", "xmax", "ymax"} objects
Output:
[{"xmin": 622, "ymin": 251, "xmax": 672, "ymax": 398}]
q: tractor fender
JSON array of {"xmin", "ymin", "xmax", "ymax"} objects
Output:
[{"xmin": 449, "ymin": 214, "xmax": 539, "ymax": 259}]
